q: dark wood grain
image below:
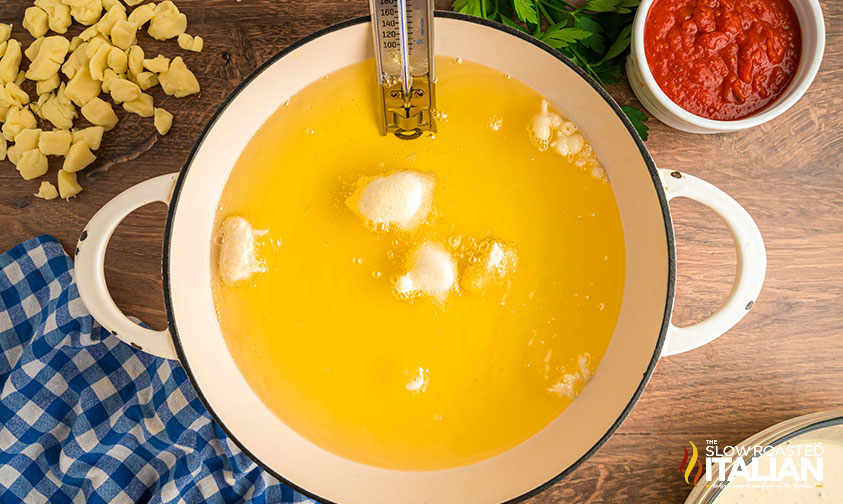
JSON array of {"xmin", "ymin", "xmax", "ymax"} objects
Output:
[{"xmin": 1, "ymin": 1, "xmax": 841, "ymax": 502}]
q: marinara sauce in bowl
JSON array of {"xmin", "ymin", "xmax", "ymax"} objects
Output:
[{"xmin": 627, "ymin": 0, "xmax": 824, "ymax": 133}]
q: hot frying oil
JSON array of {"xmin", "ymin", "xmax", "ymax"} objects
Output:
[{"xmin": 212, "ymin": 57, "xmax": 625, "ymax": 470}]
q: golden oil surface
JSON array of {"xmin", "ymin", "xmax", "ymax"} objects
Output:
[{"xmin": 212, "ymin": 58, "xmax": 625, "ymax": 470}]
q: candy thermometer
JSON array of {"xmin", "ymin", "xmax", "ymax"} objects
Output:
[{"xmin": 369, "ymin": 0, "xmax": 436, "ymax": 139}]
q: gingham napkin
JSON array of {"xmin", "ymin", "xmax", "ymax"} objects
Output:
[{"xmin": 0, "ymin": 235, "xmax": 314, "ymax": 504}]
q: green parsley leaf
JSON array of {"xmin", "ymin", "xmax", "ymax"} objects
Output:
[
  {"xmin": 591, "ymin": 59, "xmax": 624, "ymax": 84},
  {"xmin": 615, "ymin": 0, "xmax": 641, "ymax": 15},
  {"xmin": 499, "ymin": 13, "xmax": 531, "ymax": 33},
  {"xmin": 540, "ymin": 25, "xmax": 594, "ymax": 49},
  {"xmin": 512, "ymin": 0, "xmax": 539, "ymax": 24},
  {"xmin": 621, "ymin": 105, "xmax": 650, "ymax": 140},
  {"xmin": 452, "ymin": 0, "xmax": 478, "ymax": 16},
  {"xmin": 600, "ymin": 25, "xmax": 632, "ymax": 63},
  {"xmin": 583, "ymin": 0, "xmax": 622, "ymax": 13},
  {"xmin": 574, "ymin": 15, "xmax": 605, "ymax": 35},
  {"xmin": 452, "ymin": 0, "xmax": 488, "ymax": 17},
  {"xmin": 574, "ymin": 16, "xmax": 607, "ymax": 53}
]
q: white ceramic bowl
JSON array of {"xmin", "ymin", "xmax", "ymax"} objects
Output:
[
  {"xmin": 75, "ymin": 14, "xmax": 766, "ymax": 504},
  {"xmin": 627, "ymin": 0, "xmax": 826, "ymax": 134},
  {"xmin": 684, "ymin": 410, "xmax": 843, "ymax": 503}
]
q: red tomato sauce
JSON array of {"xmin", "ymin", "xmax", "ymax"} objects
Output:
[{"xmin": 644, "ymin": 0, "xmax": 801, "ymax": 120}]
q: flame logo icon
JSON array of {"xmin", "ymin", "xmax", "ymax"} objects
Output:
[{"xmin": 680, "ymin": 441, "xmax": 703, "ymax": 485}]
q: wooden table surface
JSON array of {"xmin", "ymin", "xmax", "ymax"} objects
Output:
[{"xmin": 1, "ymin": 1, "xmax": 841, "ymax": 502}]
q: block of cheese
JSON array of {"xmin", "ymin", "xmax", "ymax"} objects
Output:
[
  {"xmin": 62, "ymin": 140, "xmax": 96, "ymax": 172},
  {"xmin": 157, "ymin": 56, "xmax": 199, "ymax": 97},
  {"xmin": 57, "ymin": 168, "xmax": 82, "ymax": 199},
  {"xmin": 17, "ymin": 149, "xmax": 49, "ymax": 180},
  {"xmin": 35, "ymin": 181, "xmax": 59, "ymax": 200},
  {"xmin": 80, "ymin": 96, "xmax": 118, "ymax": 130},
  {"xmin": 38, "ymin": 129, "xmax": 72, "ymax": 156}
]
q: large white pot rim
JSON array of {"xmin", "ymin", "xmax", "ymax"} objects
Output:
[{"xmin": 74, "ymin": 12, "xmax": 766, "ymax": 504}]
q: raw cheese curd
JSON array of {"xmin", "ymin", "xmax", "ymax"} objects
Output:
[{"xmin": 212, "ymin": 58, "xmax": 625, "ymax": 470}]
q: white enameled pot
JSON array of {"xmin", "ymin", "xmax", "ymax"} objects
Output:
[{"xmin": 74, "ymin": 14, "xmax": 767, "ymax": 504}]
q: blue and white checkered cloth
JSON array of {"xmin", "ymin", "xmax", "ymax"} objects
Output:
[{"xmin": 0, "ymin": 235, "xmax": 314, "ymax": 504}]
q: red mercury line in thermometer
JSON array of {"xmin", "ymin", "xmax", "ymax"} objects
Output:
[
  {"xmin": 397, "ymin": 0, "xmax": 412, "ymax": 98},
  {"xmin": 370, "ymin": 0, "xmax": 434, "ymax": 86}
]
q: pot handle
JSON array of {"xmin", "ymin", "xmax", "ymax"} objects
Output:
[
  {"xmin": 659, "ymin": 169, "xmax": 766, "ymax": 356},
  {"xmin": 75, "ymin": 173, "xmax": 180, "ymax": 360}
]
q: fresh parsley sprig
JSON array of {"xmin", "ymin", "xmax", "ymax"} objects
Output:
[{"xmin": 452, "ymin": 0, "xmax": 650, "ymax": 140}]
